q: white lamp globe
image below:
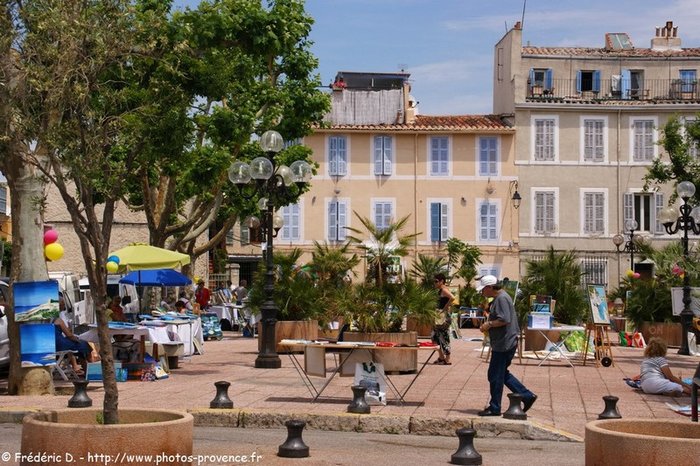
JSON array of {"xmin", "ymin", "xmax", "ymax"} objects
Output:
[
  {"xmin": 272, "ymin": 213, "xmax": 285, "ymax": 230},
  {"xmin": 290, "ymin": 160, "xmax": 312, "ymax": 183},
  {"xmin": 260, "ymin": 130, "xmax": 284, "ymax": 153},
  {"xmin": 250, "ymin": 157, "xmax": 273, "ymax": 180},
  {"xmin": 277, "ymin": 165, "xmax": 293, "ymax": 186},
  {"xmin": 677, "ymin": 181, "xmax": 696, "ymax": 200},
  {"xmin": 658, "ymin": 206, "xmax": 678, "ymax": 226},
  {"xmin": 624, "ymin": 219, "xmax": 639, "ymax": 231},
  {"xmin": 228, "ymin": 161, "xmax": 251, "ymax": 184}
]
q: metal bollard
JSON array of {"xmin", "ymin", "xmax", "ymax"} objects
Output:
[
  {"xmin": 502, "ymin": 393, "xmax": 527, "ymax": 420},
  {"xmin": 209, "ymin": 381, "xmax": 234, "ymax": 409},
  {"xmin": 278, "ymin": 419, "xmax": 310, "ymax": 458},
  {"xmin": 347, "ymin": 385, "xmax": 370, "ymax": 414},
  {"xmin": 450, "ymin": 427, "xmax": 482, "ymax": 465},
  {"xmin": 598, "ymin": 395, "xmax": 622, "ymax": 419},
  {"xmin": 68, "ymin": 379, "xmax": 92, "ymax": 408}
]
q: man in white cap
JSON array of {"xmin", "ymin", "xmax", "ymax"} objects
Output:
[{"xmin": 476, "ymin": 275, "xmax": 537, "ymax": 416}]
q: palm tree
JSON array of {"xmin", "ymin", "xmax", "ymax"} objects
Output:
[
  {"xmin": 346, "ymin": 212, "xmax": 418, "ymax": 287},
  {"xmin": 410, "ymin": 254, "xmax": 447, "ymax": 288},
  {"xmin": 310, "ymin": 241, "xmax": 360, "ymax": 287}
]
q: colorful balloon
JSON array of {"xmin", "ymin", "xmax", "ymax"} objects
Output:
[
  {"xmin": 626, "ymin": 269, "xmax": 635, "ymax": 278},
  {"xmin": 633, "ymin": 272, "xmax": 641, "ymax": 279},
  {"xmin": 44, "ymin": 242, "xmax": 64, "ymax": 261},
  {"xmin": 106, "ymin": 261, "xmax": 119, "ymax": 273},
  {"xmin": 107, "ymin": 255, "xmax": 120, "ymax": 265},
  {"xmin": 43, "ymin": 229, "xmax": 58, "ymax": 245}
]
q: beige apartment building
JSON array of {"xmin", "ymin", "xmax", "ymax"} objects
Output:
[
  {"xmin": 231, "ymin": 72, "xmax": 520, "ymax": 285},
  {"xmin": 494, "ymin": 20, "xmax": 700, "ymax": 288}
]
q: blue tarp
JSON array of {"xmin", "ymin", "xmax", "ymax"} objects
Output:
[{"xmin": 119, "ymin": 269, "xmax": 191, "ymax": 287}]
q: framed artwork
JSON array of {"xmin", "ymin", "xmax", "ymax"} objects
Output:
[
  {"xmin": 587, "ymin": 284, "xmax": 610, "ymax": 325},
  {"xmin": 670, "ymin": 287, "xmax": 700, "ymax": 317},
  {"xmin": 13, "ymin": 280, "xmax": 60, "ymax": 322}
]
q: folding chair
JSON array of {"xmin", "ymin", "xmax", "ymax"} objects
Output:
[{"xmin": 52, "ymin": 350, "xmax": 80, "ymax": 381}]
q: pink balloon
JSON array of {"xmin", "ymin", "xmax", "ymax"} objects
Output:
[
  {"xmin": 633, "ymin": 272, "xmax": 641, "ymax": 279},
  {"xmin": 43, "ymin": 229, "xmax": 58, "ymax": 245}
]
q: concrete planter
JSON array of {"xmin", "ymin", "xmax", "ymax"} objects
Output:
[
  {"xmin": 257, "ymin": 320, "xmax": 319, "ymax": 353},
  {"xmin": 639, "ymin": 322, "xmax": 682, "ymax": 347},
  {"xmin": 344, "ymin": 331, "xmax": 418, "ymax": 372},
  {"xmin": 406, "ymin": 317, "xmax": 433, "ymax": 338},
  {"xmin": 585, "ymin": 418, "xmax": 700, "ymax": 465},
  {"xmin": 21, "ymin": 409, "xmax": 193, "ymax": 466}
]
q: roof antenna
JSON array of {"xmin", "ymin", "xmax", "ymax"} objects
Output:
[{"xmin": 521, "ymin": 0, "xmax": 527, "ymax": 29}]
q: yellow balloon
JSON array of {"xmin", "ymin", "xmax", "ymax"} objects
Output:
[
  {"xmin": 45, "ymin": 242, "xmax": 64, "ymax": 261},
  {"xmin": 106, "ymin": 261, "xmax": 119, "ymax": 273}
]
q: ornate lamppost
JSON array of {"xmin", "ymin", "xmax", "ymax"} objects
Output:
[
  {"xmin": 658, "ymin": 181, "xmax": 700, "ymax": 356},
  {"xmin": 228, "ymin": 130, "xmax": 312, "ymax": 368},
  {"xmin": 612, "ymin": 219, "xmax": 642, "ymax": 270}
]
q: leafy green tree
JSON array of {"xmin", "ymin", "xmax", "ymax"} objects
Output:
[
  {"xmin": 445, "ymin": 238, "xmax": 483, "ymax": 308},
  {"xmin": 410, "ymin": 254, "xmax": 446, "ymax": 288}
]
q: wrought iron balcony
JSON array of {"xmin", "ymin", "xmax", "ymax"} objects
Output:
[{"xmin": 526, "ymin": 78, "xmax": 699, "ymax": 103}]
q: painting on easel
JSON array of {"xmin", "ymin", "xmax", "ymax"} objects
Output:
[{"xmin": 587, "ymin": 284, "xmax": 610, "ymax": 325}]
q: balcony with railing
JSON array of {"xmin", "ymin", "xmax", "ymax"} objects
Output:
[{"xmin": 526, "ymin": 78, "xmax": 700, "ymax": 103}]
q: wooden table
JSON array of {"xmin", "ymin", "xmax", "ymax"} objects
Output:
[{"xmin": 280, "ymin": 343, "xmax": 437, "ymax": 405}]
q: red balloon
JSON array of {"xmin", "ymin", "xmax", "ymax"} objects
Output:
[{"xmin": 43, "ymin": 229, "xmax": 58, "ymax": 245}]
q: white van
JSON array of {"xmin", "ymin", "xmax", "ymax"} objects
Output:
[{"xmin": 48, "ymin": 272, "xmax": 86, "ymax": 325}]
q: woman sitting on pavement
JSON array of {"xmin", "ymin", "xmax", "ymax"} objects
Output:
[{"xmin": 640, "ymin": 337, "xmax": 691, "ymax": 395}]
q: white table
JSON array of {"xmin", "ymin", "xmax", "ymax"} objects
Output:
[
  {"xmin": 527, "ymin": 325, "xmax": 586, "ymax": 367},
  {"xmin": 79, "ymin": 325, "xmax": 152, "ymax": 363}
]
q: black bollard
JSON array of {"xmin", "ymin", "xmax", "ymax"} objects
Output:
[
  {"xmin": 450, "ymin": 427, "xmax": 482, "ymax": 465},
  {"xmin": 502, "ymin": 393, "xmax": 527, "ymax": 420},
  {"xmin": 210, "ymin": 381, "xmax": 234, "ymax": 409},
  {"xmin": 347, "ymin": 385, "xmax": 370, "ymax": 414},
  {"xmin": 598, "ymin": 395, "xmax": 622, "ymax": 419},
  {"xmin": 278, "ymin": 419, "xmax": 310, "ymax": 458},
  {"xmin": 68, "ymin": 379, "xmax": 92, "ymax": 408}
]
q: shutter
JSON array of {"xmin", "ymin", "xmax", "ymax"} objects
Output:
[
  {"xmin": 654, "ymin": 192, "xmax": 664, "ymax": 234},
  {"xmin": 545, "ymin": 192, "xmax": 555, "ymax": 231},
  {"xmin": 479, "ymin": 203, "xmax": 488, "ymax": 240},
  {"xmin": 576, "ymin": 70, "xmax": 582, "ymax": 93},
  {"xmin": 441, "ymin": 203, "xmax": 449, "ymax": 240},
  {"xmin": 535, "ymin": 192, "xmax": 544, "ymax": 232},
  {"xmin": 593, "ymin": 70, "xmax": 601, "ymax": 93},
  {"xmin": 584, "ymin": 121, "xmax": 593, "ymax": 161},
  {"xmin": 489, "ymin": 203, "xmax": 497, "ymax": 239},
  {"xmin": 621, "ymin": 69, "xmax": 631, "ymax": 99},
  {"xmin": 329, "ymin": 137, "xmax": 337, "ymax": 175},
  {"xmin": 383, "ymin": 137, "xmax": 392, "ymax": 175},
  {"xmin": 338, "ymin": 137, "xmax": 347, "ymax": 175},
  {"xmin": 328, "ymin": 202, "xmax": 337, "ymax": 241},
  {"xmin": 623, "ymin": 193, "xmax": 634, "ymax": 227},
  {"xmin": 595, "ymin": 193, "xmax": 605, "ymax": 233},
  {"xmin": 430, "ymin": 203, "xmax": 440, "ymax": 241},
  {"xmin": 291, "ymin": 204, "xmax": 300, "ymax": 240},
  {"xmin": 529, "ymin": 68, "xmax": 535, "ymax": 86},
  {"xmin": 545, "ymin": 69, "xmax": 553, "ymax": 90},
  {"xmin": 337, "ymin": 202, "xmax": 347, "ymax": 241},
  {"xmin": 584, "ymin": 193, "xmax": 593, "ymax": 233},
  {"xmin": 594, "ymin": 120, "xmax": 604, "ymax": 161},
  {"xmin": 374, "ymin": 136, "xmax": 383, "ymax": 175}
]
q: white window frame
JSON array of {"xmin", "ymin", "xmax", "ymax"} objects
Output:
[
  {"xmin": 239, "ymin": 222, "xmax": 250, "ymax": 245},
  {"xmin": 624, "ymin": 191, "xmax": 664, "ymax": 234},
  {"xmin": 531, "ymin": 188, "xmax": 559, "ymax": 236},
  {"xmin": 373, "ymin": 135, "xmax": 393, "ymax": 176},
  {"xmin": 372, "ymin": 198, "xmax": 395, "ymax": 232},
  {"xmin": 478, "ymin": 266, "xmax": 500, "ymax": 279},
  {"xmin": 327, "ymin": 198, "xmax": 349, "ymax": 242},
  {"xmin": 580, "ymin": 116, "xmax": 608, "ymax": 163},
  {"xmin": 629, "ymin": 117, "xmax": 658, "ymax": 163},
  {"xmin": 428, "ymin": 136, "xmax": 450, "ymax": 176},
  {"xmin": 530, "ymin": 115, "xmax": 559, "ymax": 162},
  {"xmin": 280, "ymin": 202, "xmax": 302, "ymax": 242},
  {"xmin": 579, "ymin": 188, "xmax": 608, "ymax": 236},
  {"xmin": 328, "ymin": 135, "xmax": 349, "ymax": 176},
  {"xmin": 427, "ymin": 198, "xmax": 451, "ymax": 242},
  {"xmin": 681, "ymin": 116, "xmax": 699, "ymax": 158},
  {"xmin": 478, "ymin": 136, "xmax": 500, "ymax": 176},
  {"xmin": 476, "ymin": 198, "xmax": 500, "ymax": 243}
]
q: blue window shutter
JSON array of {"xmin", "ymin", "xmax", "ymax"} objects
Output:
[
  {"xmin": 593, "ymin": 70, "xmax": 601, "ymax": 92},
  {"xmin": 430, "ymin": 203, "xmax": 440, "ymax": 241},
  {"xmin": 328, "ymin": 202, "xmax": 337, "ymax": 240},
  {"xmin": 545, "ymin": 69, "xmax": 553, "ymax": 90},
  {"xmin": 529, "ymin": 68, "xmax": 535, "ymax": 86},
  {"xmin": 337, "ymin": 202, "xmax": 347, "ymax": 241},
  {"xmin": 374, "ymin": 136, "xmax": 382, "ymax": 175},
  {"xmin": 621, "ymin": 69, "xmax": 631, "ymax": 99},
  {"xmin": 576, "ymin": 71, "xmax": 582, "ymax": 93}
]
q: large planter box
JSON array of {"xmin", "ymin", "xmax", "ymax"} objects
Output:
[
  {"xmin": 639, "ymin": 322, "xmax": 682, "ymax": 347},
  {"xmin": 343, "ymin": 331, "xmax": 418, "ymax": 372},
  {"xmin": 524, "ymin": 328, "xmax": 563, "ymax": 351},
  {"xmin": 405, "ymin": 317, "xmax": 433, "ymax": 338},
  {"xmin": 257, "ymin": 320, "xmax": 318, "ymax": 353}
]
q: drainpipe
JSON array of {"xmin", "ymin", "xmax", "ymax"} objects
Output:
[
  {"xmin": 616, "ymin": 108, "xmax": 622, "ymax": 288},
  {"xmin": 413, "ymin": 132, "xmax": 418, "ymax": 261}
]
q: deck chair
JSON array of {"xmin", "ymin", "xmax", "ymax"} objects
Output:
[{"xmin": 52, "ymin": 350, "xmax": 80, "ymax": 381}]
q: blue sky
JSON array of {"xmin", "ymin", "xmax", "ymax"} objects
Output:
[{"xmin": 175, "ymin": 0, "xmax": 700, "ymax": 115}]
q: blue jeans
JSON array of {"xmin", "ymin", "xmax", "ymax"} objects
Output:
[{"xmin": 487, "ymin": 345, "xmax": 534, "ymax": 413}]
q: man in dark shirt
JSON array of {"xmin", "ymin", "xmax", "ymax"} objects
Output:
[{"xmin": 477, "ymin": 275, "xmax": 537, "ymax": 416}]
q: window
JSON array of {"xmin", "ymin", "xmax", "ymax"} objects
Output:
[
  {"xmin": 478, "ymin": 137, "xmax": 498, "ymax": 176},
  {"xmin": 328, "ymin": 200, "xmax": 347, "ymax": 242},
  {"xmin": 373, "ymin": 201, "xmax": 393, "ymax": 232},
  {"xmin": 373, "ymin": 136, "xmax": 392, "ymax": 176},
  {"xmin": 576, "ymin": 70, "xmax": 601, "ymax": 93},
  {"xmin": 533, "ymin": 117, "xmax": 556, "ymax": 161},
  {"xmin": 478, "ymin": 266, "xmax": 499, "ymax": 278},
  {"xmin": 582, "ymin": 118, "xmax": 606, "ymax": 162},
  {"xmin": 430, "ymin": 202, "xmax": 449, "ymax": 242},
  {"xmin": 429, "ymin": 136, "xmax": 449, "ymax": 176},
  {"xmin": 328, "ymin": 136, "xmax": 347, "ymax": 176},
  {"xmin": 631, "ymin": 119, "xmax": 655, "ymax": 162},
  {"xmin": 240, "ymin": 222, "xmax": 250, "ymax": 245},
  {"xmin": 0, "ymin": 185, "xmax": 6, "ymax": 215},
  {"xmin": 529, "ymin": 68, "xmax": 553, "ymax": 92},
  {"xmin": 680, "ymin": 69, "xmax": 697, "ymax": 93},
  {"xmin": 624, "ymin": 192, "xmax": 664, "ymax": 234},
  {"xmin": 226, "ymin": 228, "xmax": 234, "ymax": 246},
  {"xmin": 580, "ymin": 257, "xmax": 608, "ymax": 288},
  {"xmin": 583, "ymin": 191, "xmax": 606, "ymax": 235},
  {"xmin": 682, "ymin": 117, "xmax": 699, "ymax": 158},
  {"xmin": 478, "ymin": 201, "xmax": 498, "ymax": 241},
  {"xmin": 533, "ymin": 190, "xmax": 556, "ymax": 234},
  {"xmin": 280, "ymin": 203, "xmax": 300, "ymax": 241}
]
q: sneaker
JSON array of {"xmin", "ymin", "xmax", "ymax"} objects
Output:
[
  {"xmin": 477, "ymin": 408, "xmax": 501, "ymax": 417},
  {"xmin": 523, "ymin": 394, "xmax": 538, "ymax": 412}
]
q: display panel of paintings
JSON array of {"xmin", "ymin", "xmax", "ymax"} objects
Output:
[
  {"xmin": 14, "ymin": 280, "xmax": 60, "ymax": 366},
  {"xmin": 587, "ymin": 284, "xmax": 610, "ymax": 325}
]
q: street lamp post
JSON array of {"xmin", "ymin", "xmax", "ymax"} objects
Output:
[
  {"xmin": 612, "ymin": 219, "xmax": 641, "ymax": 270},
  {"xmin": 228, "ymin": 130, "xmax": 312, "ymax": 368},
  {"xmin": 658, "ymin": 181, "xmax": 700, "ymax": 356}
]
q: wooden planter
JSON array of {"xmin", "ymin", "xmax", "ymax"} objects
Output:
[
  {"xmin": 406, "ymin": 317, "xmax": 433, "ymax": 338},
  {"xmin": 343, "ymin": 331, "xmax": 418, "ymax": 372},
  {"xmin": 639, "ymin": 322, "xmax": 682, "ymax": 347},
  {"xmin": 257, "ymin": 319, "xmax": 319, "ymax": 353},
  {"xmin": 21, "ymin": 409, "xmax": 193, "ymax": 466},
  {"xmin": 524, "ymin": 328, "xmax": 564, "ymax": 351}
]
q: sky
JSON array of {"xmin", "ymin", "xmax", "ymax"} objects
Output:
[{"xmin": 176, "ymin": 0, "xmax": 700, "ymax": 115}]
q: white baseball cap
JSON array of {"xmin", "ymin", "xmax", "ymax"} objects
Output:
[{"xmin": 476, "ymin": 275, "xmax": 498, "ymax": 292}]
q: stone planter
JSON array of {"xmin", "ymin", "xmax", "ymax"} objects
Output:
[
  {"xmin": 258, "ymin": 320, "xmax": 318, "ymax": 354},
  {"xmin": 585, "ymin": 418, "xmax": 700, "ymax": 465},
  {"xmin": 344, "ymin": 331, "xmax": 418, "ymax": 372},
  {"xmin": 21, "ymin": 409, "xmax": 193, "ymax": 465},
  {"xmin": 405, "ymin": 317, "xmax": 433, "ymax": 338},
  {"xmin": 639, "ymin": 322, "xmax": 682, "ymax": 347}
]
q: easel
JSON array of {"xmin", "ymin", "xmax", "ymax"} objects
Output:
[{"xmin": 583, "ymin": 324, "xmax": 614, "ymax": 367}]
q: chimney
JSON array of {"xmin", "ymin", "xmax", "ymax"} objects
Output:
[{"xmin": 651, "ymin": 20, "xmax": 682, "ymax": 50}]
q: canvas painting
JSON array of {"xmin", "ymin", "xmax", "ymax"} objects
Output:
[
  {"xmin": 588, "ymin": 284, "xmax": 610, "ymax": 325},
  {"xmin": 20, "ymin": 323, "xmax": 56, "ymax": 366},
  {"xmin": 13, "ymin": 280, "xmax": 60, "ymax": 322}
]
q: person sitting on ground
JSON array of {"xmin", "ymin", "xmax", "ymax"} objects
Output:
[
  {"xmin": 640, "ymin": 337, "xmax": 691, "ymax": 395},
  {"xmin": 108, "ymin": 295, "xmax": 126, "ymax": 322}
]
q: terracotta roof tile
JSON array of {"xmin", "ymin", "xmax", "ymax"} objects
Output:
[
  {"xmin": 321, "ymin": 115, "xmax": 512, "ymax": 132},
  {"xmin": 522, "ymin": 46, "xmax": 700, "ymax": 58}
]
